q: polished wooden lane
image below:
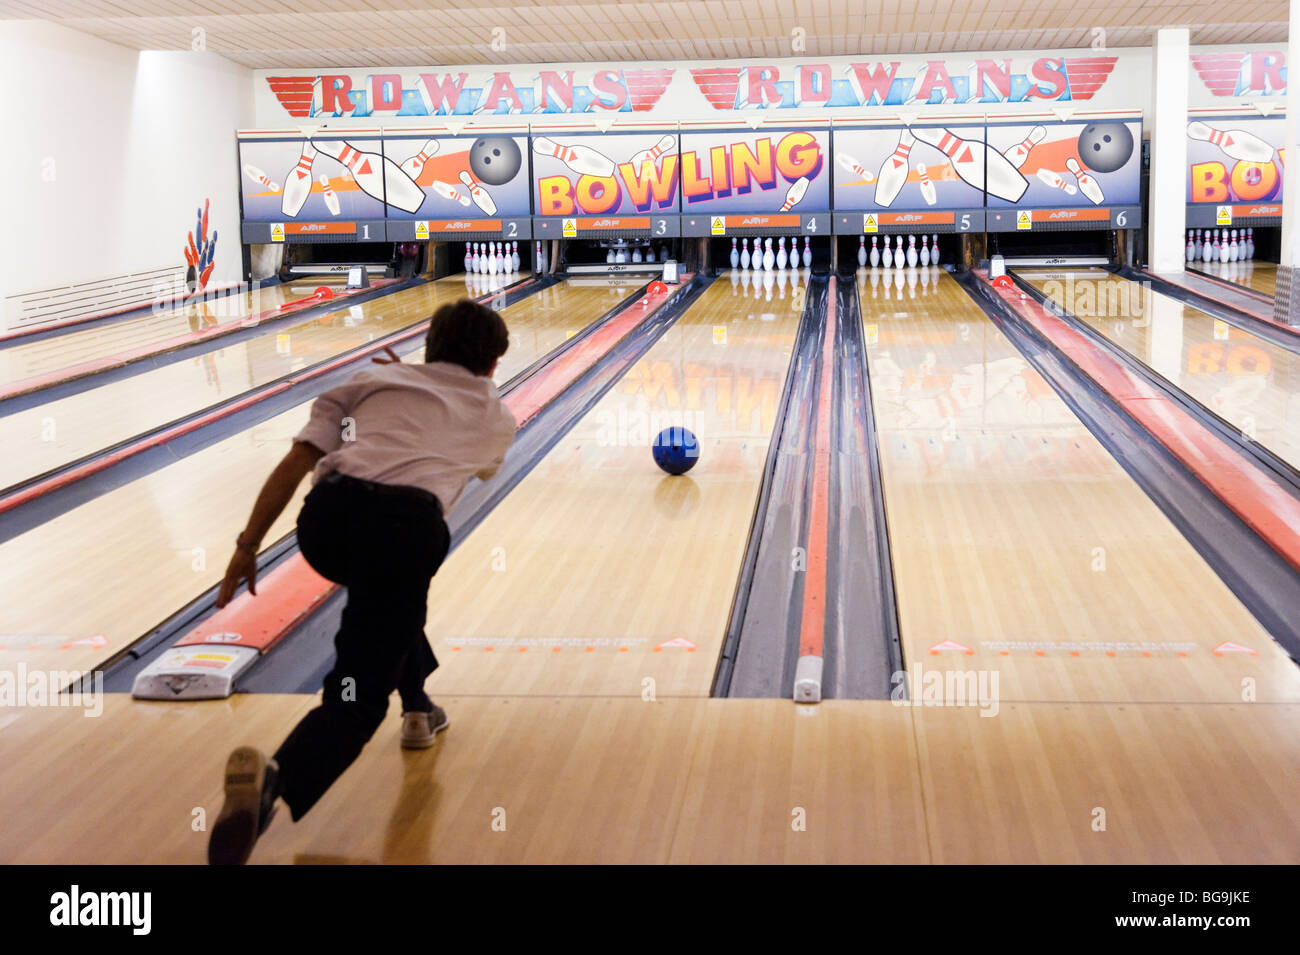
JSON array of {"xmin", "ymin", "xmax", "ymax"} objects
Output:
[
  {"xmin": 417, "ymin": 273, "xmax": 806, "ymax": 699},
  {"xmin": 1020, "ymin": 268, "xmax": 1300, "ymax": 472},
  {"xmin": 0, "ymin": 276, "xmax": 630, "ymax": 491},
  {"xmin": 0, "ymin": 279, "xmax": 634, "ymax": 676},
  {"xmin": 859, "ymin": 268, "xmax": 1300, "ymax": 703},
  {"xmin": 0, "ymin": 276, "xmax": 353, "ymax": 386},
  {"xmin": 1195, "ymin": 260, "xmax": 1278, "ymax": 297},
  {"xmin": 0, "ymin": 694, "xmax": 1293, "ymax": 863}
]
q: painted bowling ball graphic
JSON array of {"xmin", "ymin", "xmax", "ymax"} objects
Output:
[
  {"xmin": 469, "ymin": 137, "xmax": 522, "ymax": 185},
  {"xmin": 1076, "ymin": 123, "xmax": 1133, "ymax": 173}
]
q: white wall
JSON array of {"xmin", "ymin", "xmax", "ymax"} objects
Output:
[{"xmin": 0, "ymin": 21, "xmax": 254, "ymax": 328}]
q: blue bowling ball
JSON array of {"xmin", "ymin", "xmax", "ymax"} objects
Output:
[{"xmin": 652, "ymin": 427, "xmax": 700, "ymax": 475}]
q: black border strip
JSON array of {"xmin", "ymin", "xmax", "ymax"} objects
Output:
[
  {"xmin": 1014, "ymin": 268, "xmax": 1300, "ymax": 498},
  {"xmin": 963, "ymin": 272, "xmax": 1300, "ymax": 664},
  {"xmin": 100, "ymin": 276, "xmax": 711, "ymax": 693}
]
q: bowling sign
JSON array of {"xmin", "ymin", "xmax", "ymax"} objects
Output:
[
  {"xmin": 983, "ymin": 119, "xmax": 1142, "ymax": 210},
  {"xmin": 382, "ymin": 132, "xmax": 531, "ymax": 220},
  {"xmin": 532, "ymin": 130, "xmax": 680, "ymax": 216},
  {"xmin": 832, "ymin": 122, "xmax": 984, "ymax": 216},
  {"xmin": 1186, "ymin": 113, "xmax": 1285, "ymax": 206},
  {"xmin": 238, "ymin": 135, "xmax": 388, "ymax": 223},
  {"xmin": 676, "ymin": 127, "xmax": 830, "ymax": 215}
]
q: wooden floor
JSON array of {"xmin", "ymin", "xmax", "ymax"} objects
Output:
[
  {"xmin": 1195, "ymin": 260, "xmax": 1278, "ymax": 297},
  {"xmin": 0, "ymin": 277, "xmax": 634, "ymax": 677},
  {"xmin": 859, "ymin": 268, "xmax": 1300, "ymax": 703},
  {"xmin": 1, "ymin": 693, "xmax": 1294, "ymax": 864},
  {"xmin": 419, "ymin": 275, "xmax": 802, "ymax": 698},
  {"xmin": 0, "ymin": 276, "xmax": 351, "ymax": 386},
  {"xmin": 1021, "ymin": 268, "xmax": 1300, "ymax": 472}
]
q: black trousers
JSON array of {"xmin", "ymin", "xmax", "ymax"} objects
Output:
[{"xmin": 273, "ymin": 472, "xmax": 450, "ymax": 820}]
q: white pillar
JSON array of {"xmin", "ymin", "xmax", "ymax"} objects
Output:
[
  {"xmin": 1148, "ymin": 28, "xmax": 1190, "ymax": 274},
  {"xmin": 1275, "ymin": 0, "xmax": 1300, "ymax": 324}
]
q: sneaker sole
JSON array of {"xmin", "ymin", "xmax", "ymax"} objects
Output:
[
  {"xmin": 400, "ymin": 712, "xmax": 450, "ymax": 750},
  {"xmin": 208, "ymin": 746, "xmax": 267, "ymax": 865}
]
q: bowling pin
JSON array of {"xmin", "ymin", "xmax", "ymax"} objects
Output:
[
  {"xmin": 780, "ymin": 177, "xmax": 810, "ymax": 212},
  {"xmin": 1036, "ymin": 168, "xmax": 1077, "ymax": 195},
  {"xmin": 802, "ymin": 236, "xmax": 812, "ymax": 268},
  {"xmin": 895, "ymin": 236, "xmax": 905, "ymax": 270},
  {"xmin": 882, "ymin": 236, "xmax": 893, "ymax": 268},
  {"xmin": 920, "ymin": 235, "xmax": 931, "ymax": 267},
  {"xmin": 1065, "ymin": 158, "xmax": 1105, "ymax": 205},
  {"xmin": 430, "ymin": 180, "xmax": 470, "ymax": 206},
  {"xmin": 632, "ymin": 245, "xmax": 643, "ymax": 263},
  {"xmin": 281, "ymin": 141, "xmax": 318, "ymax": 217},
  {"xmin": 931, "ymin": 235, "xmax": 941, "ymax": 269},
  {"xmin": 313, "ymin": 139, "xmax": 425, "ymax": 213},
  {"xmin": 1003, "ymin": 126, "xmax": 1047, "ymax": 169},
  {"xmin": 243, "ymin": 164, "xmax": 281, "ymax": 193},
  {"xmin": 1193, "ymin": 229, "xmax": 1203, "ymax": 260},
  {"xmin": 508, "ymin": 241, "xmax": 517, "ymax": 272},
  {"xmin": 606, "ymin": 246, "xmax": 615, "ymax": 264},
  {"xmin": 1187, "ymin": 121, "xmax": 1275, "ymax": 163},
  {"xmin": 630, "ymin": 134, "xmax": 676, "ymax": 172},
  {"xmin": 488, "ymin": 242, "xmax": 498, "ymax": 274},
  {"xmin": 646, "ymin": 246, "xmax": 656, "ymax": 263},
  {"xmin": 533, "ymin": 137, "xmax": 616, "ymax": 177},
  {"xmin": 740, "ymin": 238, "xmax": 751, "ymax": 270},
  {"xmin": 399, "ymin": 139, "xmax": 440, "ymax": 179},
  {"xmin": 319, "ymin": 175, "xmax": 340, "ymax": 216},
  {"xmin": 1246, "ymin": 228, "xmax": 1255, "ymax": 259},
  {"xmin": 1212, "ymin": 234, "xmax": 1223, "ymax": 263},
  {"xmin": 470, "ymin": 243, "xmax": 479, "ymax": 272},
  {"xmin": 906, "ymin": 234, "xmax": 918, "ymax": 268},
  {"xmin": 917, "ymin": 164, "xmax": 937, "ymax": 205},
  {"xmin": 1229, "ymin": 230, "xmax": 1239, "ymax": 262},
  {"xmin": 776, "ymin": 236, "xmax": 788, "ymax": 270},
  {"xmin": 912, "ymin": 126, "xmax": 1029, "ymax": 203},
  {"xmin": 730, "ymin": 237, "xmax": 739, "ymax": 268},
  {"xmin": 464, "ymin": 244, "xmax": 472, "ymax": 273},
  {"xmin": 875, "ymin": 129, "xmax": 915, "ymax": 207},
  {"xmin": 836, "ymin": 153, "xmax": 876, "ymax": 183},
  {"xmin": 763, "ymin": 238, "xmax": 775, "ymax": 271},
  {"xmin": 459, "ymin": 170, "xmax": 497, "ymax": 215},
  {"xmin": 1186, "ymin": 232, "xmax": 1195, "ymax": 262},
  {"xmin": 869, "ymin": 235, "xmax": 880, "ymax": 268},
  {"xmin": 1204, "ymin": 232, "xmax": 1214, "ymax": 263},
  {"xmin": 858, "ymin": 236, "xmax": 868, "ymax": 268}
]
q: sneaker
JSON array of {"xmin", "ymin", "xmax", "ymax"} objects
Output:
[
  {"xmin": 208, "ymin": 746, "xmax": 279, "ymax": 865},
  {"xmin": 400, "ymin": 705, "xmax": 449, "ymax": 749}
]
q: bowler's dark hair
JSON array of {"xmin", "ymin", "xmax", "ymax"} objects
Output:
[{"xmin": 424, "ymin": 299, "xmax": 509, "ymax": 375}]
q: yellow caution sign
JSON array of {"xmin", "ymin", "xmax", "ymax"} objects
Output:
[
  {"xmin": 1216, "ymin": 205, "xmax": 1233, "ymax": 226},
  {"xmin": 863, "ymin": 214, "xmax": 878, "ymax": 234},
  {"xmin": 1213, "ymin": 319, "xmax": 1230, "ymax": 341},
  {"xmin": 271, "ymin": 223, "xmax": 285, "ymax": 243},
  {"xmin": 276, "ymin": 333, "xmax": 291, "ymax": 355},
  {"xmin": 562, "ymin": 218, "xmax": 578, "ymax": 238},
  {"xmin": 711, "ymin": 216, "xmax": 726, "ymax": 235},
  {"xmin": 415, "ymin": 220, "xmax": 429, "ymax": 240},
  {"xmin": 713, "ymin": 325, "xmax": 727, "ymax": 344},
  {"xmin": 1016, "ymin": 211, "xmax": 1032, "ymax": 230},
  {"xmin": 565, "ymin": 329, "xmax": 577, "ymax": 339},
  {"xmin": 864, "ymin": 323, "xmax": 879, "ymax": 345}
]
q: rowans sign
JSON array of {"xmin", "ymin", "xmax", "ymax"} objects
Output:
[{"xmin": 257, "ymin": 49, "xmax": 1286, "ymax": 123}]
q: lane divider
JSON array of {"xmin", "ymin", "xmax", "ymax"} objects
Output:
[{"xmin": 983, "ymin": 272, "xmax": 1300, "ymax": 575}]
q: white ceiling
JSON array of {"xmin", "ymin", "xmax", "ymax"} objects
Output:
[{"xmin": 0, "ymin": 1, "xmax": 1290, "ymax": 69}]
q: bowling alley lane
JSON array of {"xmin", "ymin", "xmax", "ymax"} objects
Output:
[
  {"xmin": 0, "ymin": 275, "xmax": 352, "ymax": 387},
  {"xmin": 0, "ymin": 277, "xmax": 637, "ymax": 676},
  {"xmin": 418, "ymin": 272, "xmax": 807, "ymax": 698},
  {"xmin": 0, "ymin": 275, "xmax": 629, "ymax": 491},
  {"xmin": 860, "ymin": 269, "xmax": 1300, "ymax": 704},
  {"xmin": 1018, "ymin": 268, "xmax": 1300, "ymax": 472},
  {"xmin": 1194, "ymin": 259, "xmax": 1279, "ymax": 297}
]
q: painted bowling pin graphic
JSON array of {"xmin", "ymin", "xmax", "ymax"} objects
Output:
[
  {"xmin": 875, "ymin": 129, "xmax": 915, "ymax": 207},
  {"xmin": 1003, "ymin": 126, "xmax": 1046, "ymax": 169},
  {"xmin": 243, "ymin": 164, "xmax": 281, "ymax": 193},
  {"xmin": 869, "ymin": 235, "xmax": 880, "ymax": 268},
  {"xmin": 836, "ymin": 153, "xmax": 876, "ymax": 183},
  {"xmin": 400, "ymin": 139, "xmax": 440, "ymax": 179},
  {"xmin": 430, "ymin": 180, "xmax": 470, "ymax": 206},
  {"xmin": 1065, "ymin": 158, "xmax": 1105, "ymax": 205},
  {"xmin": 313, "ymin": 139, "xmax": 425, "ymax": 213},
  {"xmin": 912, "ymin": 126, "xmax": 1029, "ymax": 203},
  {"xmin": 780, "ymin": 177, "xmax": 810, "ymax": 212},
  {"xmin": 730, "ymin": 237, "xmax": 739, "ymax": 268},
  {"xmin": 630, "ymin": 134, "xmax": 676, "ymax": 171},
  {"xmin": 1187, "ymin": 121, "xmax": 1274, "ymax": 163},
  {"xmin": 533, "ymin": 137, "xmax": 616, "ymax": 177},
  {"xmin": 319, "ymin": 175, "xmax": 340, "ymax": 216},
  {"xmin": 917, "ymin": 164, "xmax": 937, "ymax": 206},
  {"xmin": 281, "ymin": 141, "xmax": 318, "ymax": 217},
  {"xmin": 458, "ymin": 170, "xmax": 497, "ymax": 215},
  {"xmin": 1036, "ymin": 168, "xmax": 1077, "ymax": 195}
]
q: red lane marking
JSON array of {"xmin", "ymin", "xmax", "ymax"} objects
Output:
[
  {"xmin": 987, "ymin": 274, "xmax": 1300, "ymax": 574},
  {"xmin": 798, "ymin": 276, "xmax": 837, "ymax": 661}
]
